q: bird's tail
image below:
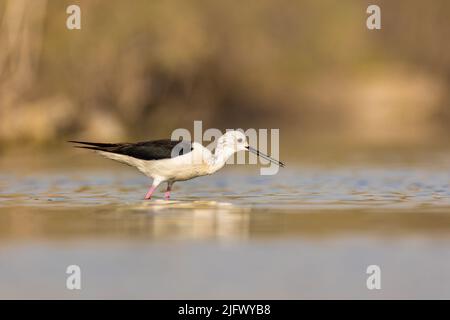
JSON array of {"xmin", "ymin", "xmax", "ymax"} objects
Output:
[
  {"xmin": 67, "ymin": 140, "xmax": 119, "ymax": 152},
  {"xmin": 68, "ymin": 140, "xmax": 139, "ymax": 167}
]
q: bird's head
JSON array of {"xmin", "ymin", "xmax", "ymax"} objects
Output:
[
  {"xmin": 217, "ymin": 130, "xmax": 249, "ymax": 153},
  {"xmin": 216, "ymin": 130, "xmax": 284, "ymax": 167}
]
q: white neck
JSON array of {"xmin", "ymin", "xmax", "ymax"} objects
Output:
[{"xmin": 208, "ymin": 145, "xmax": 236, "ymax": 174}]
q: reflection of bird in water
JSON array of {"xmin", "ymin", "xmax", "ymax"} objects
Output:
[{"xmin": 69, "ymin": 131, "xmax": 284, "ymax": 200}]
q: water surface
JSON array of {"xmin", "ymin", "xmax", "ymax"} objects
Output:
[{"xmin": 0, "ymin": 159, "xmax": 449, "ymax": 298}]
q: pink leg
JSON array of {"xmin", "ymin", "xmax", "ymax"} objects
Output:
[
  {"xmin": 164, "ymin": 187, "xmax": 170, "ymax": 200},
  {"xmin": 144, "ymin": 186, "xmax": 156, "ymax": 200},
  {"xmin": 164, "ymin": 183, "xmax": 172, "ymax": 200}
]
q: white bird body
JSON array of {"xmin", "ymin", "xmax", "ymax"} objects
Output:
[
  {"xmin": 70, "ymin": 131, "xmax": 283, "ymax": 200},
  {"xmin": 98, "ymin": 142, "xmax": 218, "ymax": 182}
]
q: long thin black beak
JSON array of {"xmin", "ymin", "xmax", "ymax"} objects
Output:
[{"xmin": 246, "ymin": 146, "xmax": 285, "ymax": 167}]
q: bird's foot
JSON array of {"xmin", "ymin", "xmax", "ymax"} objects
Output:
[
  {"xmin": 164, "ymin": 191, "xmax": 171, "ymax": 200},
  {"xmin": 144, "ymin": 186, "xmax": 156, "ymax": 200}
]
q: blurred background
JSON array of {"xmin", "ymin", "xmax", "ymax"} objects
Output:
[{"xmin": 0, "ymin": 0, "xmax": 449, "ymax": 154}]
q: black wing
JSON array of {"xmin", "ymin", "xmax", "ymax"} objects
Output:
[{"xmin": 68, "ymin": 139, "xmax": 193, "ymax": 160}]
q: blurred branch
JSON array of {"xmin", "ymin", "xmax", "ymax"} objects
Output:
[{"xmin": 0, "ymin": 0, "xmax": 47, "ymax": 95}]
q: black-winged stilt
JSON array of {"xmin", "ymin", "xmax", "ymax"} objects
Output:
[{"xmin": 69, "ymin": 131, "xmax": 284, "ymax": 200}]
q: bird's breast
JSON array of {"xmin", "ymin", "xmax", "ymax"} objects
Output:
[{"xmin": 138, "ymin": 152, "xmax": 212, "ymax": 181}]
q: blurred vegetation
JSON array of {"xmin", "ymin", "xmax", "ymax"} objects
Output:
[{"xmin": 0, "ymin": 0, "xmax": 449, "ymax": 150}]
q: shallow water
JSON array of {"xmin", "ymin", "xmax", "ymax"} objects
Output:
[{"xmin": 0, "ymin": 160, "xmax": 449, "ymax": 298}]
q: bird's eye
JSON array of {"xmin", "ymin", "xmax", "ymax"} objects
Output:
[{"xmin": 237, "ymin": 138, "xmax": 243, "ymax": 143}]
